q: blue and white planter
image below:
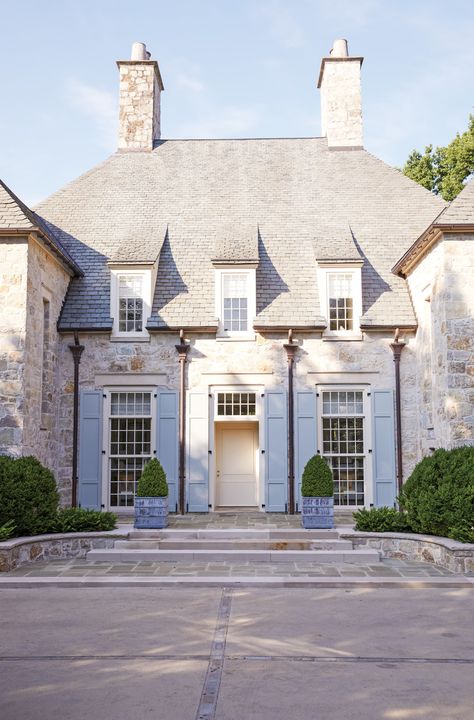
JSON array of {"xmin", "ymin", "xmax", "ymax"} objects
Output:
[
  {"xmin": 301, "ymin": 496, "xmax": 334, "ymax": 529},
  {"xmin": 134, "ymin": 496, "xmax": 169, "ymax": 529}
]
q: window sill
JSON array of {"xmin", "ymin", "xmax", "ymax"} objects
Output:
[
  {"xmin": 322, "ymin": 332, "xmax": 363, "ymax": 342},
  {"xmin": 110, "ymin": 334, "xmax": 150, "ymax": 343},
  {"xmin": 216, "ymin": 334, "xmax": 256, "ymax": 342}
]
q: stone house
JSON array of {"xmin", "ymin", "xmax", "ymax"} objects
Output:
[{"xmin": 0, "ymin": 40, "xmax": 473, "ymax": 518}]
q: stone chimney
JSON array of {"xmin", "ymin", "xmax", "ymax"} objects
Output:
[
  {"xmin": 117, "ymin": 42, "xmax": 164, "ymax": 151},
  {"xmin": 317, "ymin": 39, "xmax": 363, "ymax": 148}
]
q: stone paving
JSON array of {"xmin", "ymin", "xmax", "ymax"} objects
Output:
[
  {"xmin": 118, "ymin": 511, "xmax": 354, "ymax": 529},
  {"xmin": 6, "ymin": 557, "xmax": 456, "ymax": 578}
]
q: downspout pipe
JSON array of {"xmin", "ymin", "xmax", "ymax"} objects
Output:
[
  {"xmin": 284, "ymin": 329, "xmax": 298, "ymax": 514},
  {"xmin": 175, "ymin": 330, "xmax": 190, "ymax": 515},
  {"xmin": 68, "ymin": 331, "xmax": 84, "ymax": 508},
  {"xmin": 390, "ymin": 328, "xmax": 406, "ymax": 501}
]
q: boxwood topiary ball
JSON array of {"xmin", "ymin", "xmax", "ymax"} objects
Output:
[
  {"xmin": 136, "ymin": 458, "xmax": 168, "ymax": 498},
  {"xmin": 301, "ymin": 455, "xmax": 333, "ymax": 497}
]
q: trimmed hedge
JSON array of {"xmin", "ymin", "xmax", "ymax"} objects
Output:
[
  {"xmin": 353, "ymin": 507, "xmax": 412, "ymax": 533},
  {"xmin": 399, "ymin": 446, "xmax": 474, "ymax": 543},
  {"xmin": 301, "ymin": 455, "xmax": 333, "ymax": 497},
  {"xmin": 50, "ymin": 508, "xmax": 117, "ymax": 533},
  {"xmin": 136, "ymin": 458, "xmax": 168, "ymax": 497},
  {"xmin": 0, "ymin": 455, "xmax": 59, "ymax": 536}
]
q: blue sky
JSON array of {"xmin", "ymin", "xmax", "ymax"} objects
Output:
[{"xmin": 1, "ymin": 0, "xmax": 473, "ymax": 205}]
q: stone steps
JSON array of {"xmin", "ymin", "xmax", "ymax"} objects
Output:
[
  {"xmin": 86, "ymin": 548, "xmax": 380, "ymax": 563},
  {"xmin": 113, "ymin": 538, "xmax": 353, "ymax": 551},
  {"xmin": 126, "ymin": 528, "xmax": 340, "ymax": 540}
]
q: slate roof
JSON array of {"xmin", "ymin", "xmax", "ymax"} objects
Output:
[
  {"xmin": 434, "ymin": 178, "xmax": 474, "ymax": 225},
  {"xmin": 33, "ymin": 138, "xmax": 446, "ymax": 332},
  {"xmin": 0, "ymin": 179, "xmax": 81, "ymax": 276}
]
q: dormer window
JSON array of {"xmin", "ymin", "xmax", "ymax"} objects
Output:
[
  {"xmin": 317, "ymin": 264, "xmax": 362, "ymax": 339},
  {"xmin": 215, "ymin": 268, "xmax": 256, "ymax": 339},
  {"xmin": 119, "ymin": 274, "xmax": 144, "ymax": 332},
  {"xmin": 110, "ymin": 267, "xmax": 153, "ymax": 340},
  {"xmin": 328, "ymin": 273, "xmax": 353, "ymax": 331}
]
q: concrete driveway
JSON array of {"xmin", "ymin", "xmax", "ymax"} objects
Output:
[{"xmin": 1, "ymin": 586, "xmax": 473, "ymax": 719}]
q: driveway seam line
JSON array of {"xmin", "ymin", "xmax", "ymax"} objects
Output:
[{"xmin": 194, "ymin": 587, "xmax": 233, "ymax": 720}]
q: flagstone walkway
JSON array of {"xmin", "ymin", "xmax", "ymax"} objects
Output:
[{"xmin": 6, "ymin": 557, "xmax": 457, "ymax": 578}]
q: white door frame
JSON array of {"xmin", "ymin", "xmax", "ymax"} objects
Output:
[{"xmin": 208, "ymin": 385, "xmax": 264, "ymax": 511}]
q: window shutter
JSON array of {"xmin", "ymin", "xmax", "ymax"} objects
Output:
[
  {"xmin": 78, "ymin": 391, "xmax": 103, "ymax": 510},
  {"xmin": 265, "ymin": 388, "xmax": 288, "ymax": 512},
  {"xmin": 186, "ymin": 392, "xmax": 209, "ymax": 512},
  {"xmin": 157, "ymin": 390, "xmax": 179, "ymax": 513},
  {"xmin": 372, "ymin": 390, "xmax": 397, "ymax": 507},
  {"xmin": 295, "ymin": 391, "xmax": 317, "ymax": 511}
]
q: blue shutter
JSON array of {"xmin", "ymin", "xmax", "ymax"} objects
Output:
[
  {"xmin": 265, "ymin": 388, "xmax": 287, "ymax": 512},
  {"xmin": 157, "ymin": 390, "xmax": 179, "ymax": 513},
  {"xmin": 295, "ymin": 391, "xmax": 317, "ymax": 511},
  {"xmin": 187, "ymin": 392, "xmax": 209, "ymax": 512},
  {"xmin": 372, "ymin": 390, "xmax": 397, "ymax": 507},
  {"xmin": 78, "ymin": 390, "xmax": 103, "ymax": 509}
]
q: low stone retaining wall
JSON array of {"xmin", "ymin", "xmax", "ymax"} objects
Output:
[
  {"xmin": 340, "ymin": 530, "xmax": 474, "ymax": 574},
  {"xmin": 0, "ymin": 530, "xmax": 127, "ymax": 572}
]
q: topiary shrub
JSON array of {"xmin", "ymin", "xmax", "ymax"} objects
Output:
[
  {"xmin": 301, "ymin": 455, "xmax": 333, "ymax": 497},
  {"xmin": 49, "ymin": 508, "xmax": 117, "ymax": 533},
  {"xmin": 136, "ymin": 458, "xmax": 168, "ymax": 497},
  {"xmin": 0, "ymin": 455, "xmax": 59, "ymax": 536},
  {"xmin": 353, "ymin": 506, "xmax": 412, "ymax": 533},
  {"xmin": 399, "ymin": 446, "xmax": 474, "ymax": 543}
]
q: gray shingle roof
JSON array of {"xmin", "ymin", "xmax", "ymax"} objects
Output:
[
  {"xmin": 33, "ymin": 138, "xmax": 445, "ymax": 331},
  {"xmin": 435, "ymin": 178, "xmax": 474, "ymax": 225},
  {"xmin": 0, "ymin": 179, "xmax": 82, "ymax": 276}
]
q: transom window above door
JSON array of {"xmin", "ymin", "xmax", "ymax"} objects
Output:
[{"xmin": 216, "ymin": 392, "xmax": 257, "ymax": 416}]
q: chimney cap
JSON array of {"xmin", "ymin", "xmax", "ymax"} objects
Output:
[
  {"xmin": 330, "ymin": 39, "xmax": 349, "ymax": 57},
  {"xmin": 131, "ymin": 42, "xmax": 149, "ymax": 61}
]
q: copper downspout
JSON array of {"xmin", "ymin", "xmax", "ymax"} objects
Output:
[
  {"xmin": 68, "ymin": 331, "xmax": 84, "ymax": 508},
  {"xmin": 390, "ymin": 328, "xmax": 406, "ymax": 500},
  {"xmin": 284, "ymin": 329, "xmax": 298, "ymax": 514},
  {"xmin": 175, "ymin": 330, "xmax": 189, "ymax": 515}
]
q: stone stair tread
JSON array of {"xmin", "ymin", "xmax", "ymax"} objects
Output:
[
  {"xmin": 86, "ymin": 548, "xmax": 380, "ymax": 564},
  {"xmin": 126, "ymin": 529, "xmax": 340, "ymax": 540},
  {"xmin": 113, "ymin": 539, "xmax": 353, "ymax": 550}
]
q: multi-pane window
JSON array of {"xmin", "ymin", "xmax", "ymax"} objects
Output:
[
  {"xmin": 118, "ymin": 275, "xmax": 144, "ymax": 333},
  {"xmin": 217, "ymin": 392, "xmax": 256, "ymax": 416},
  {"xmin": 321, "ymin": 390, "xmax": 365, "ymax": 506},
  {"xmin": 109, "ymin": 392, "xmax": 152, "ymax": 508},
  {"xmin": 223, "ymin": 274, "xmax": 248, "ymax": 332},
  {"xmin": 328, "ymin": 274, "xmax": 353, "ymax": 331}
]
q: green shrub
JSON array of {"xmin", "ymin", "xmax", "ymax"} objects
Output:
[
  {"xmin": 399, "ymin": 446, "xmax": 474, "ymax": 543},
  {"xmin": 49, "ymin": 508, "xmax": 117, "ymax": 533},
  {"xmin": 0, "ymin": 521, "xmax": 16, "ymax": 541},
  {"xmin": 301, "ymin": 455, "xmax": 333, "ymax": 497},
  {"xmin": 136, "ymin": 458, "xmax": 168, "ymax": 497},
  {"xmin": 353, "ymin": 506, "xmax": 412, "ymax": 533},
  {"xmin": 0, "ymin": 455, "xmax": 59, "ymax": 536}
]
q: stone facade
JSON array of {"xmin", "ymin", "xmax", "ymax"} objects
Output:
[
  {"xmin": 407, "ymin": 233, "xmax": 474, "ymax": 454},
  {"xmin": 117, "ymin": 60, "xmax": 163, "ymax": 151},
  {"xmin": 0, "ymin": 240, "xmax": 28, "ymax": 455}
]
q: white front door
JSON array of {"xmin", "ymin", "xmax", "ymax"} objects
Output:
[{"xmin": 216, "ymin": 423, "xmax": 258, "ymax": 507}]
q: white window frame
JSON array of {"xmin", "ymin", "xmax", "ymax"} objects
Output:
[
  {"xmin": 101, "ymin": 386, "xmax": 157, "ymax": 513},
  {"xmin": 110, "ymin": 266, "xmax": 153, "ymax": 341},
  {"xmin": 214, "ymin": 267, "xmax": 256, "ymax": 340},
  {"xmin": 316, "ymin": 385, "xmax": 373, "ymax": 508},
  {"xmin": 317, "ymin": 264, "xmax": 363, "ymax": 339}
]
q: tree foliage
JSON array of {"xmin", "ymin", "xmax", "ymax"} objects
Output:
[{"xmin": 403, "ymin": 115, "xmax": 474, "ymax": 201}]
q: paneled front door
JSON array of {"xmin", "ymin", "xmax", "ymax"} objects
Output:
[{"xmin": 216, "ymin": 422, "xmax": 258, "ymax": 507}]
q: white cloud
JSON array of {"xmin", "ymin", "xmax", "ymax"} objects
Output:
[
  {"xmin": 174, "ymin": 104, "xmax": 264, "ymax": 138},
  {"xmin": 176, "ymin": 73, "xmax": 205, "ymax": 93},
  {"xmin": 66, "ymin": 79, "xmax": 117, "ymax": 151},
  {"xmin": 256, "ymin": 1, "xmax": 306, "ymax": 49}
]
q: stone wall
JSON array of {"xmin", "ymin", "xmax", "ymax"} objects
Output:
[
  {"xmin": 0, "ymin": 240, "xmax": 28, "ymax": 456},
  {"xmin": 22, "ymin": 238, "xmax": 71, "ymax": 485},
  {"xmin": 117, "ymin": 62, "xmax": 161, "ymax": 151},
  {"xmin": 56, "ymin": 329, "xmax": 419, "ymax": 503},
  {"xmin": 408, "ymin": 233, "xmax": 474, "ymax": 452}
]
